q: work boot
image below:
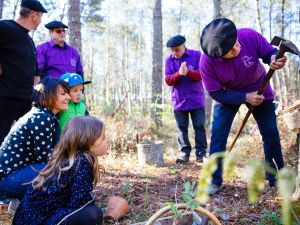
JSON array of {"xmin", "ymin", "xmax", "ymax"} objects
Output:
[
  {"xmin": 176, "ymin": 154, "xmax": 189, "ymax": 164},
  {"xmin": 196, "ymin": 153, "xmax": 208, "ymax": 163},
  {"xmin": 208, "ymin": 183, "xmax": 222, "ymax": 196},
  {"xmin": 7, "ymin": 199, "xmax": 20, "ymax": 215}
]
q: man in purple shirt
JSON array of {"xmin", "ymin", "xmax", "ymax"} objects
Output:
[
  {"xmin": 200, "ymin": 18, "xmax": 287, "ymax": 195},
  {"xmin": 36, "ymin": 21, "xmax": 83, "ymax": 79},
  {"xmin": 165, "ymin": 35, "xmax": 207, "ymax": 164}
]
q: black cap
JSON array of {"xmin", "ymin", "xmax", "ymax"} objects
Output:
[
  {"xmin": 200, "ymin": 18, "xmax": 237, "ymax": 58},
  {"xmin": 20, "ymin": 0, "xmax": 47, "ymax": 13},
  {"xmin": 45, "ymin": 21, "xmax": 68, "ymax": 29},
  {"xmin": 166, "ymin": 35, "xmax": 186, "ymax": 48}
]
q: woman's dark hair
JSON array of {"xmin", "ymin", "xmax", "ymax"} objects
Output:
[{"xmin": 32, "ymin": 77, "xmax": 69, "ymax": 110}]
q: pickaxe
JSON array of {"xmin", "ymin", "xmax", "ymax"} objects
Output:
[{"xmin": 228, "ymin": 36, "xmax": 300, "ymax": 152}]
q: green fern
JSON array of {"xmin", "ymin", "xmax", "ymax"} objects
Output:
[
  {"xmin": 245, "ymin": 159, "xmax": 265, "ymax": 203},
  {"xmin": 223, "ymin": 151, "xmax": 239, "ymax": 181},
  {"xmin": 166, "ymin": 202, "xmax": 183, "ymax": 219},
  {"xmin": 277, "ymin": 168, "xmax": 297, "ymax": 225},
  {"xmin": 196, "ymin": 152, "xmax": 224, "ymax": 203},
  {"xmin": 182, "ymin": 181, "xmax": 199, "ymax": 211}
]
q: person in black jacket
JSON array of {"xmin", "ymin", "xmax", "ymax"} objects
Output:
[
  {"xmin": 0, "ymin": 78, "xmax": 70, "ymax": 200},
  {"xmin": 0, "ymin": 0, "xmax": 47, "ymax": 145}
]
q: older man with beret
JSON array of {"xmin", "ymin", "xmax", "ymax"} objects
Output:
[
  {"xmin": 165, "ymin": 35, "xmax": 207, "ymax": 164},
  {"xmin": 37, "ymin": 20, "xmax": 83, "ymax": 79},
  {"xmin": 199, "ymin": 18, "xmax": 287, "ymax": 195},
  {"xmin": 0, "ymin": 0, "xmax": 47, "ymax": 145}
]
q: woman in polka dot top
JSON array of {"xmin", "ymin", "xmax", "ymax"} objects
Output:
[
  {"xmin": 0, "ymin": 77, "xmax": 70, "ymax": 200},
  {"xmin": 13, "ymin": 116, "xmax": 107, "ymax": 225}
]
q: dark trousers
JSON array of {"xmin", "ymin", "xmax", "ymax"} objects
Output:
[
  {"xmin": 0, "ymin": 164, "xmax": 45, "ymax": 200},
  {"xmin": 210, "ymin": 100, "xmax": 284, "ymax": 186},
  {"xmin": 66, "ymin": 205, "xmax": 103, "ymax": 225},
  {"xmin": 174, "ymin": 107, "xmax": 207, "ymax": 157},
  {"xmin": 0, "ymin": 98, "xmax": 31, "ymax": 145}
]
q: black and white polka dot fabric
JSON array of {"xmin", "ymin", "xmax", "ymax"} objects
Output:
[{"xmin": 0, "ymin": 107, "xmax": 60, "ymax": 181}]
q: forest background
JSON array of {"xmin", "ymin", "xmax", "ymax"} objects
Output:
[{"xmin": 1, "ymin": 0, "xmax": 299, "ymax": 128}]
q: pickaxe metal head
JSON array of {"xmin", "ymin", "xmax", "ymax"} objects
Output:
[{"xmin": 271, "ymin": 36, "xmax": 300, "ymax": 56}]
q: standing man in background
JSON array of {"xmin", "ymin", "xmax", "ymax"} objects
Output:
[
  {"xmin": 165, "ymin": 35, "xmax": 207, "ymax": 164},
  {"xmin": 0, "ymin": 0, "xmax": 47, "ymax": 145},
  {"xmin": 37, "ymin": 20, "xmax": 83, "ymax": 79}
]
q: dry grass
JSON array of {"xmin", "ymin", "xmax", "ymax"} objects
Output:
[{"xmin": 0, "ymin": 106, "xmax": 298, "ymax": 225}]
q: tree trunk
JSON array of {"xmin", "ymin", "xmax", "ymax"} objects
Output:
[
  {"xmin": 60, "ymin": 3, "xmax": 67, "ymax": 22},
  {"xmin": 281, "ymin": 0, "xmax": 285, "ymax": 37},
  {"xmin": 138, "ymin": 6, "xmax": 145, "ymax": 108},
  {"xmin": 213, "ymin": 0, "xmax": 221, "ymax": 18},
  {"xmin": 297, "ymin": 69, "xmax": 300, "ymax": 99},
  {"xmin": 67, "ymin": 0, "xmax": 82, "ymax": 65},
  {"xmin": 205, "ymin": 0, "xmax": 222, "ymax": 129},
  {"xmin": 255, "ymin": 0, "xmax": 263, "ymax": 34},
  {"xmin": 296, "ymin": 131, "xmax": 300, "ymax": 179},
  {"xmin": 268, "ymin": 0, "xmax": 273, "ymax": 41},
  {"xmin": 0, "ymin": 0, "xmax": 4, "ymax": 19},
  {"xmin": 121, "ymin": 1, "xmax": 131, "ymax": 115},
  {"xmin": 13, "ymin": 0, "xmax": 20, "ymax": 19},
  {"xmin": 151, "ymin": 0, "xmax": 163, "ymax": 128},
  {"xmin": 105, "ymin": 2, "xmax": 111, "ymax": 105},
  {"xmin": 178, "ymin": 0, "xmax": 183, "ymax": 34}
]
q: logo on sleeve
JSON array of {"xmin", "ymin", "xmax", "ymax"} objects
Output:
[
  {"xmin": 71, "ymin": 59, "xmax": 76, "ymax": 67},
  {"xmin": 188, "ymin": 65, "xmax": 195, "ymax": 70},
  {"xmin": 242, "ymin": 56, "xmax": 254, "ymax": 68}
]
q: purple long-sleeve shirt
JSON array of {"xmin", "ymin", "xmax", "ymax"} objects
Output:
[
  {"xmin": 200, "ymin": 28, "xmax": 275, "ymax": 104},
  {"xmin": 36, "ymin": 40, "xmax": 83, "ymax": 79},
  {"xmin": 165, "ymin": 48, "xmax": 205, "ymax": 110}
]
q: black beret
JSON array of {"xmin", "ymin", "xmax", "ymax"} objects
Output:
[
  {"xmin": 200, "ymin": 18, "xmax": 237, "ymax": 58},
  {"xmin": 21, "ymin": 0, "xmax": 47, "ymax": 13},
  {"xmin": 166, "ymin": 35, "xmax": 186, "ymax": 48},
  {"xmin": 45, "ymin": 21, "xmax": 68, "ymax": 29}
]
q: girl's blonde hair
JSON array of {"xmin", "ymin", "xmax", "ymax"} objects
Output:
[{"xmin": 32, "ymin": 116, "xmax": 105, "ymax": 190}]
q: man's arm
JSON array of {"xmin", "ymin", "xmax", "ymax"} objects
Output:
[
  {"xmin": 269, "ymin": 54, "xmax": 287, "ymax": 70},
  {"xmin": 165, "ymin": 72, "xmax": 181, "ymax": 86},
  {"xmin": 209, "ymin": 89, "xmax": 246, "ymax": 105},
  {"xmin": 165, "ymin": 58, "xmax": 183, "ymax": 86},
  {"xmin": 36, "ymin": 45, "xmax": 47, "ymax": 80},
  {"xmin": 210, "ymin": 89, "xmax": 264, "ymax": 106},
  {"xmin": 252, "ymin": 29, "xmax": 287, "ymax": 68},
  {"xmin": 75, "ymin": 48, "xmax": 84, "ymax": 77},
  {"xmin": 186, "ymin": 70, "xmax": 201, "ymax": 81}
]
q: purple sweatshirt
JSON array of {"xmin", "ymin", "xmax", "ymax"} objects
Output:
[
  {"xmin": 37, "ymin": 40, "xmax": 83, "ymax": 78},
  {"xmin": 200, "ymin": 28, "xmax": 275, "ymax": 104},
  {"xmin": 165, "ymin": 48, "xmax": 205, "ymax": 110}
]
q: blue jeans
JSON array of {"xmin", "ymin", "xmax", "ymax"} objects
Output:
[
  {"xmin": 174, "ymin": 107, "xmax": 207, "ymax": 157},
  {"xmin": 0, "ymin": 164, "xmax": 45, "ymax": 200},
  {"xmin": 210, "ymin": 100, "xmax": 284, "ymax": 186}
]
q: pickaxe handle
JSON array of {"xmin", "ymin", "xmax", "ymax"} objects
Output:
[
  {"xmin": 228, "ymin": 48, "xmax": 286, "ymax": 152},
  {"xmin": 257, "ymin": 48, "xmax": 285, "ymax": 95}
]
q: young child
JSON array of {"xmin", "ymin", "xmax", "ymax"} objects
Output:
[
  {"xmin": 12, "ymin": 116, "xmax": 108, "ymax": 225},
  {"xmin": 59, "ymin": 72, "xmax": 92, "ymax": 130}
]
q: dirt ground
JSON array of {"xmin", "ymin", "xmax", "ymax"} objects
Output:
[{"xmin": 0, "ymin": 154, "xmax": 291, "ymax": 225}]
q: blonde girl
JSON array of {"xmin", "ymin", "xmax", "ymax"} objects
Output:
[{"xmin": 13, "ymin": 116, "xmax": 107, "ymax": 225}]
